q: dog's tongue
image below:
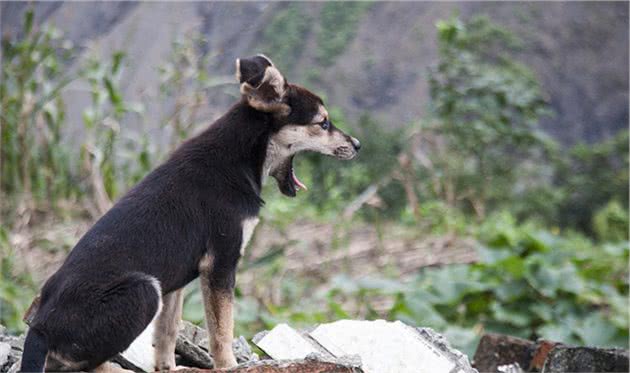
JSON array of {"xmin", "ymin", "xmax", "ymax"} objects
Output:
[{"xmin": 291, "ymin": 169, "xmax": 307, "ymax": 191}]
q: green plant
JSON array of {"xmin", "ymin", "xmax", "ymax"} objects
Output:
[
  {"xmin": 0, "ymin": 9, "xmax": 79, "ymax": 214},
  {"xmin": 158, "ymin": 33, "xmax": 226, "ymax": 151},
  {"xmin": 593, "ymin": 200, "xmax": 629, "ymax": 242},
  {"xmin": 554, "ymin": 129, "xmax": 629, "ymax": 234},
  {"xmin": 0, "ymin": 225, "xmax": 36, "ymax": 332},
  {"xmin": 261, "ymin": 4, "xmax": 312, "ymax": 70},
  {"xmin": 427, "ymin": 16, "xmax": 551, "ymax": 218},
  {"xmin": 316, "ymin": 2, "xmax": 372, "ymax": 66}
]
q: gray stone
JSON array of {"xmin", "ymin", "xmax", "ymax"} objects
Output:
[
  {"xmin": 0, "ymin": 343, "xmax": 10, "ymax": 367},
  {"xmin": 542, "ymin": 346, "xmax": 629, "ymax": 372},
  {"xmin": 472, "ymin": 333, "xmax": 535, "ymax": 372},
  {"xmin": 254, "ymin": 323, "xmax": 324, "ymax": 360},
  {"xmin": 416, "ymin": 327, "xmax": 477, "ymax": 372},
  {"xmin": 310, "ymin": 320, "xmax": 476, "ymax": 373}
]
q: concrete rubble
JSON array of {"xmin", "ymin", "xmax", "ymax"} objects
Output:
[
  {"xmin": 253, "ymin": 320, "xmax": 476, "ymax": 373},
  {"xmin": 2, "ymin": 322, "xmax": 629, "ymax": 372},
  {"xmin": 473, "ymin": 333, "xmax": 629, "ymax": 373}
]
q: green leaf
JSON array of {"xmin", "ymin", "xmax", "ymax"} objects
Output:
[
  {"xmin": 24, "ymin": 9, "xmax": 34, "ymax": 35},
  {"xmin": 574, "ymin": 312, "xmax": 617, "ymax": 346}
]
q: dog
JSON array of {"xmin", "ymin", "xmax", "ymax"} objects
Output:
[{"xmin": 19, "ymin": 54, "xmax": 360, "ymax": 372}]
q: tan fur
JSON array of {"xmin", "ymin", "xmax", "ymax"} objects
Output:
[
  {"xmin": 271, "ymin": 124, "xmax": 354, "ymax": 159},
  {"xmin": 153, "ymin": 289, "xmax": 183, "ymax": 371},
  {"xmin": 93, "ymin": 361, "xmax": 135, "ymax": 373},
  {"xmin": 239, "ymin": 64, "xmax": 290, "ymax": 116},
  {"xmin": 198, "ymin": 255, "xmax": 237, "ymax": 369},
  {"xmin": 45, "ymin": 351, "xmax": 87, "ymax": 371}
]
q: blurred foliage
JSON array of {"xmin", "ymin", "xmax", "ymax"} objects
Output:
[
  {"xmin": 428, "ymin": 16, "xmax": 551, "ymax": 218},
  {"xmin": 0, "ymin": 9, "xmax": 79, "ymax": 212},
  {"xmin": 80, "ymin": 51, "xmax": 144, "ymax": 202},
  {"xmin": 261, "ymin": 4, "xmax": 311, "ymax": 71},
  {"xmin": 0, "ymin": 10, "xmax": 628, "ymax": 360},
  {"xmin": 193, "ymin": 214, "xmax": 627, "ymax": 357},
  {"xmin": 316, "ymin": 2, "xmax": 372, "ymax": 66},
  {"xmin": 554, "ymin": 130, "xmax": 629, "ymax": 234},
  {"xmin": 0, "ymin": 226, "xmax": 37, "ymax": 333},
  {"xmin": 593, "ymin": 200, "xmax": 629, "ymax": 243}
]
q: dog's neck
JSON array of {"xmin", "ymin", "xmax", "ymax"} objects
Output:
[{"xmin": 261, "ymin": 139, "xmax": 290, "ymax": 185}]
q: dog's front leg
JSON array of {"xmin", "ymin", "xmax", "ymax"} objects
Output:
[
  {"xmin": 153, "ymin": 289, "xmax": 183, "ymax": 371},
  {"xmin": 199, "ymin": 254, "xmax": 238, "ymax": 368}
]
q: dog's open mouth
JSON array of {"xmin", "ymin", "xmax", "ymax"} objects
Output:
[{"xmin": 270, "ymin": 155, "xmax": 307, "ymax": 197}]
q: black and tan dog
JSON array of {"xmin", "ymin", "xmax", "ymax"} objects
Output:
[{"xmin": 20, "ymin": 55, "xmax": 360, "ymax": 372}]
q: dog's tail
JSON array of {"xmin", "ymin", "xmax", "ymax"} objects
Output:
[{"xmin": 20, "ymin": 328, "xmax": 48, "ymax": 373}]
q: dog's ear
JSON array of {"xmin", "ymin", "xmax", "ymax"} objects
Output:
[{"xmin": 236, "ymin": 54, "xmax": 290, "ymax": 116}]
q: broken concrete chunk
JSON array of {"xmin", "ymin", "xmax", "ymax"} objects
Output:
[
  {"xmin": 416, "ymin": 327, "xmax": 477, "ymax": 371},
  {"xmin": 473, "ymin": 333, "xmax": 534, "ymax": 372},
  {"xmin": 529, "ymin": 340, "xmax": 563, "ymax": 372},
  {"xmin": 175, "ymin": 355, "xmax": 363, "ymax": 373},
  {"xmin": 1, "ymin": 343, "xmax": 11, "ymax": 367},
  {"xmin": 254, "ymin": 324, "xmax": 323, "ymax": 360},
  {"xmin": 309, "ymin": 319, "xmax": 476, "ymax": 373},
  {"xmin": 542, "ymin": 346, "xmax": 629, "ymax": 373}
]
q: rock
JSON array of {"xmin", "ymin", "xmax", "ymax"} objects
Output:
[
  {"xmin": 174, "ymin": 321, "xmax": 258, "ymax": 368},
  {"xmin": 529, "ymin": 340, "xmax": 563, "ymax": 372},
  {"xmin": 542, "ymin": 346, "xmax": 629, "ymax": 372},
  {"xmin": 473, "ymin": 333, "xmax": 535, "ymax": 372},
  {"xmin": 310, "ymin": 320, "xmax": 476, "ymax": 373},
  {"xmin": 0, "ymin": 343, "xmax": 11, "ymax": 367},
  {"xmin": 0, "ymin": 330, "xmax": 23, "ymax": 373},
  {"xmin": 416, "ymin": 327, "xmax": 477, "ymax": 371},
  {"xmin": 253, "ymin": 324, "xmax": 328, "ymax": 360},
  {"xmin": 254, "ymin": 319, "xmax": 476, "ymax": 373},
  {"xmin": 176, "ymin": 333, "xmax": 214, "ymax": 369},
  {"xmin": 233, "ymin": 336, "xmax": 258, "ymax": 364},
  {"xmin": 172, "ymin": 354, "xmax": 363, "ymax": 373}
]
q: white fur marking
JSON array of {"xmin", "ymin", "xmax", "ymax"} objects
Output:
[
  {"xmin": 235, "ymin": 58, "xmax": 241, "ymax": 83},
  {"xmin": 240, "ymin": 217, "xmax": 259, "ymax": 255},
  {"xmin": 120, "ymin": 275, "xmax": 162, "ymax": 373},
  {"xmin": 256, "ymin": 54, "xmax": 274, "ymax": 66}
]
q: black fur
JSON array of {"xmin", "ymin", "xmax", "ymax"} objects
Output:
[{"xmin": 20, "ymin": 56, "xmax": 356, "ymax": 372}]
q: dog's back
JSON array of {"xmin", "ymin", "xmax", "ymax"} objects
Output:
[{"xmin": 22, "ymin": 103, "xmax": 270, "ymax": 371}]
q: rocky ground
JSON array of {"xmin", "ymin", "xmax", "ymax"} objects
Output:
[{"xmin": 2, "ymin": 320, "xmax": 628, "ymax": 373}]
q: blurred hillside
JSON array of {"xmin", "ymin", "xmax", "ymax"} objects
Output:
[{"xmin": 2, "ymin": 1, "xmax": 628, "ymax": 145}]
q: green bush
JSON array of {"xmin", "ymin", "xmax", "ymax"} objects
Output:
[
  {"xmin": 316, "ymin": 2, "xmax": 372, "ymax": 66},
  {"xmin": 223, "ymin": 213, "xmax": 628, "ymax": 357},
  {"xmin": 0, "ymin": 226, "xmax": 36, "ymax": 333},
  {"xmin": 0, "ymin": 9, "xmax": 79, "ymax": 211},
  {"xmin": 261, "ymin": 4, "xmax": 312, "ymax": 70},
  {"xmin": 554, "ymin": 129, "xmax": 629, "ymax": 234},
  {"xmin": 427, "ymin": 16, "xmax": 551, "ymax": 218},
  {"xmin": 593, "ymin": 200, "xmax": 629, "ymax": 242}
]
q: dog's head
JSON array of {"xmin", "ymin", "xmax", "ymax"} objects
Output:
[{"xmin": 236, "ymin": 54, "xmax": 361, "ymax": 197}]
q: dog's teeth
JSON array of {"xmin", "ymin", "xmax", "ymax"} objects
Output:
[{"xmin": 291, "ymin": 170, "xmax": 308, "ymax": 191}]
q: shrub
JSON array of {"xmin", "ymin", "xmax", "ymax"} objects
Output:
[{"xmin": 593, "ymin": 200, "xmax": 629, "ymax": 242}]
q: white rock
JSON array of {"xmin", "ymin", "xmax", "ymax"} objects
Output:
[
  {"xmin": 254, "ymin": 324, "xmax": 321, "ymax": 360},
  {"xmin": 310, "ymin": 320, "xmax": 473, "ymax": 373},
  {"xmin": 0, "ymin": 342, "xmax": 11, "ymax": 366}
]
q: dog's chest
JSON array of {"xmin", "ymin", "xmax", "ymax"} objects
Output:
[{"xmin": 240, "ymin": 217, "xmax": 259, "ymax": 255}]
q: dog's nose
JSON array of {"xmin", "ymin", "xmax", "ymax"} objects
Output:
[{"xmin": 351, "ymin": 137, "xmax": 361, "ymax": 151}]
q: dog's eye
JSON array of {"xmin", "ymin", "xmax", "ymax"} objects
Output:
[{"xmin": 320, "ymin": 119, "xmax": 330, "ymax": 130}]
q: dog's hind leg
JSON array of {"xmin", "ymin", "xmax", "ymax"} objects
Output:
[
  {"xmin": 93, "ymin": 361, "xmax": 135, "ymax": 373},
  {"xmin": 198, "ymin": 254, "xmax": 238, "ymax": 369},
  {"xmin": 37, "ymin": 272, "xmax": 162, "ymax": 372},
  {"xmin": 153, "ymin": 289, "xmax": 183, "ymax": 371}
]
